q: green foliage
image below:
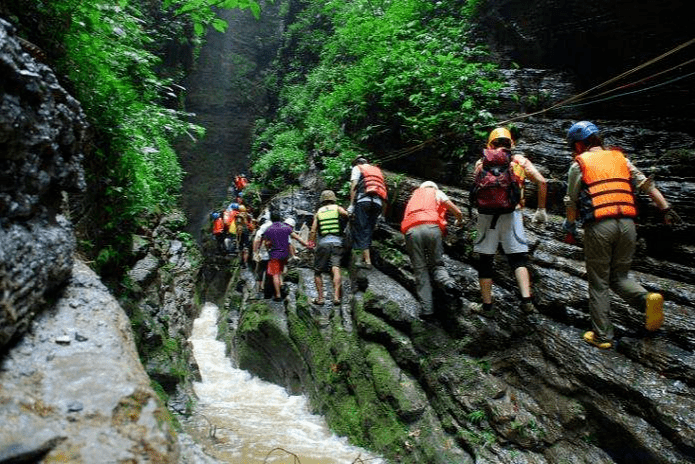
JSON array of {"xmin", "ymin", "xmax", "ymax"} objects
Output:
[
  {"xmin": 24, "ymin": 0, "xmax": 263, "ymax": 277},
  {"xmin": 467, "ymin": 409, "xmax": 487, "ymax": 425},
  {"xmin": 252, "ymin": 0, "xmax": 502, "ymax": 192},
  {"xmin": 163, "ymin": 0, "xmax": 262, "ymax": 36}
]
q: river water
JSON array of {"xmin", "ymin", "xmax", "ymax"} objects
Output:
[{"xmin": 185, "ymin": 302, "xmax": 385, "ymax": 463}]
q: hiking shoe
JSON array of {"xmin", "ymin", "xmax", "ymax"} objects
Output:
[
  {"xmin": 471, "ymin": 302, "xmax": 495, "ymax": 316},
  {"xmin": 645, "ymin": 292, "xmax": 664, "ymax": 332},
  {"xmin": 583, "ymin": 331, "xmax": 612, "ymax": 349},
  {"xmin": 521, "ymin": 300, "xmax": 536, "ymax": 314}
]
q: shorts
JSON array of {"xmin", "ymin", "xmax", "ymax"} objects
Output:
[
  {"xmin": 473, "ymin": 209, "xmax": 529, "ymax": 255},
  {"xmin": 267, "ymin": 258, "xmax": 286, "ymax": 276},
  {"xmin": 314, "ymin": 241, "xmax": 343, "ymax": 274}
]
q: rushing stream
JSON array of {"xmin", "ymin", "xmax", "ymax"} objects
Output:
[{"xmin": 184, "ymin": 302, "xmax": 385, "ymax": 463}]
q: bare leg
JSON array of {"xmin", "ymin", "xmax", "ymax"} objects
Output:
[
  {"xmin": 514, "ymin": 267, "xmax": 532, "ymax": 298},
  {"xmin": 314, "ymin": 274, "xmax": 324, "ymax": 302},
  {"xmin": 332, "ymin": 266, "xmax": 342, "ymax": 301},
  {"xmin": 273, "ymin": 274, "xmax": 282, "ymax": 298},
  {"xmin": 480, "ymin": 278, "xmax": 493, "ymax": 304}
]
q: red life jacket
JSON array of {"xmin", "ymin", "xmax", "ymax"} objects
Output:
[
  {"xmin": 575, "ymin": 149, "xmax": 637, "ymax": 222},
  {"xmin": 212, "ymin": 217, "xmax": 224, "ymax": 235},
  {"xmin": 357, "ymin": 164, "xmax": 388, "ymax": 200},
  {"xmin": 234, "ymin": 176, "xmax": 248, "ymax": 191},
  {"xmin": 401, "ymin": 187, "xmax": 447, "ymax": 234}
]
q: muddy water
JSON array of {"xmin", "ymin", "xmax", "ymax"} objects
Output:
[{"xmin": 185, "ymin": 303, "xmax": 384, "ymax": 463}]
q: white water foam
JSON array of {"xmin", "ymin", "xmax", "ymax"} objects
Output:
[{"xmin": 187, "ymin": 302, "xmax": 384, "ymax": 464}]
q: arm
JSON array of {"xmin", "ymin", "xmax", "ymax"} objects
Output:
[
  {"xmin": 309, "ymin": 215, "xmax": 318, "ymax": 244},
  {"xmin": 564, "ymin": 162, "xmax": 581, "ymax": 222},
  {"xmin": 444, "ymin": 199, "xmax": 463, "ymax": 222},
  {"xmin": 291, "ymin": 231, "xmax": 309, "ymax": 248},
  {"xmin": 520, "ymin": 157, "xmax": 547, "ymax": 209}
]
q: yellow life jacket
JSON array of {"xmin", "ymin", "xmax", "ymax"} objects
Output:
[
  {"xmin": 575, "ymin": 149, "xmax": 637, "ymax": 222},
  {"xmin": 316, "ymin": 204, "xmax": 341, "ymax": 236}
]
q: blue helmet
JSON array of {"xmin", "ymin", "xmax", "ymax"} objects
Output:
[
  {"xmin": 228, "ymin": 202, "xmax": 239, "ymax": 210},
  {"xmin": 567, "ymin": 121, "xmax": 599, "ymax": 143},
  {"xmin": 211, "ymin": 212, "xmax": 220, "ymax": 219}
]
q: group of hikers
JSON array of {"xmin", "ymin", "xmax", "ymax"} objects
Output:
[{"xmin": 213, "ymin": 122, "xmax": 683, "ymax": 350}]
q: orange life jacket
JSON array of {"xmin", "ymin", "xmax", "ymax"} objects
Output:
[
  {"xmin": 401, "ymin": 187, "xmax": 447, "ymax": 234},
  {"xmin": 575, "ymin": 149, "xmax": 637, "ymax": 222},
  {"xmin": 212, "ymin": 217, "xmax": 224, "ymax": 235},
  {"xmin": 357, "ymin": 164, "xmax": 388, "ymax": 200}
]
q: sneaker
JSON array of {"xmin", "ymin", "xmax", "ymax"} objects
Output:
[
  {"xmin": 583, "ymin": 331, "xmax": 612, "ymax": 349},
  {"xmin": 645, "ymin": 292, "xmax": 664, "ymax": 332}
]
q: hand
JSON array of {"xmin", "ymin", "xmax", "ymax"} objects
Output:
[
  {"xmin": 663, "ymin": 207, "xmax": 683, "ymax": 225},
  {"xmin": 454, "ymin": 218, "xmax": 463, "ymax": 227},
  {"xmin": 307, "ymin": 240, "xmax": 316, "ymax": 249},
  {"xmin": 532, "ymin": 208, "xmax": 548, "ymax": 224},
  {"xmin": 347, "ymin": 204, "xmax": 354, "ymax": 215}
]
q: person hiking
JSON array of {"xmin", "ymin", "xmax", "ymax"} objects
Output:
[
  {"xmin": 235, "ymin": 204, "xmax": 253, "ymax": 266},
  {"xmin": 211, "ymin": 211, "xmax": 226, "ymax": 254},
  {"xmin": 348, "ymin": 156, "xmax": 388, "ymax": 269},
  {"xmin": 222, "ymin": 204, "xmax": 239, "ymax": 255},
  {"xmin": 563, "ymin": 121, "xmax": 682, "ymax": 349},
  {"xmin": 401, "ymin": 181, "xmax": 463, "ymax": 318},
  {"xmin": 470, "ymin": 127, "xmax": 548, "ymax": 315},
  {"xmin": 233, "ymin": 173, "xmax": 248, "ymax": 196},
  {"xmin": 261, "ymin": 210, "xmax": 311, "ymax": 301},
  {"xmin": 251, "ymin": 211, "xmax": 271, "ymax": 299},
  {"xmin": 308, "ymin": 190, "xmax": 350, "ymax": 306}
]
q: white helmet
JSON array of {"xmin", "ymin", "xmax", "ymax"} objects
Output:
[
  {"xmin": 284, "ymin": 217, "xmax": 296, "ymax": 228},
  {"xmin": 420, "ymin": 181, "xmax": 438, "ymax": 190}
]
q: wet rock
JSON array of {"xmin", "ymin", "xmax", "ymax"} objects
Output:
[
  {"xmin": 0, "ymin": 260, "xmax": 178, "ymax": 462},
  {"xmin": 0, "ymin": 19, "xmax": 87, "ymax": 349}
]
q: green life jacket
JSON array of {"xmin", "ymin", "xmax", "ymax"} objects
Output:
[{"xmin": 317, "ymin": 204, "xmax": 341, "ymax": 237}]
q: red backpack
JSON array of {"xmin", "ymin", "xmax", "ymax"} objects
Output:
[{"xmin": 470, "ymin": 148, "xmax": 521, "ymax": 215}]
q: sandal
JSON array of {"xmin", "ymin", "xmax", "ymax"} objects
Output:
[
  {"xmin": 312, "ymin": 297, "xmax": 325, "ymax": 305},
  {"xmin": 332, "ymin": 298, "xmax": 341, "ymax": 305}
]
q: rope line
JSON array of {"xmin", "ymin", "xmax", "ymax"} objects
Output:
[
  {"xmin": 372, "ymin": 38, "xmax": 695, "ymax": 165},
  {"xmin": 564, "ymin": 69, "xmax": 695, "ymax": 108},
  {"xmin": 493, "ymin": 37, "xmax": 695, "ymax": 127}
]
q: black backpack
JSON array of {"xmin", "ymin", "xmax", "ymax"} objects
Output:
[{"xmin": 470, "ymin": 148, "xmax": 521, "ymax": 215}]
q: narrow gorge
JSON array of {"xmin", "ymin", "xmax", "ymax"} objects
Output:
[{"xmin": 1, "ymin": 1, "xmax": 694, "ymax": 463}]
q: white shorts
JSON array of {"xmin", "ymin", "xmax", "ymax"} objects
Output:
[{"xmin": 473, "ymin": 210, "xmax": 529, "ymax": 255}]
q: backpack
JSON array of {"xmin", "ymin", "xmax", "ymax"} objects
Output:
[{"xmin": 470, "ymin": 148, "xmax": 521, "ymax": 215}]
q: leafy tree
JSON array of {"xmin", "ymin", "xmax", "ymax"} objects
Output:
[
  {"xmin": 15, "ymin": 0, "xmax": 261, "ymax": 279},
  {"xmin": 252, "ymin": 0, "xmax": 502, "ymax": 193}
]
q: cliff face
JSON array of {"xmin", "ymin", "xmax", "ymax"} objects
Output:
[
  {"xmin": 0, "ymin": 20, "xmax": 210, "ymax": 462},
  {"xmin": 476, "ymin": 0, "xmax": 694, "ymax": 120}
]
